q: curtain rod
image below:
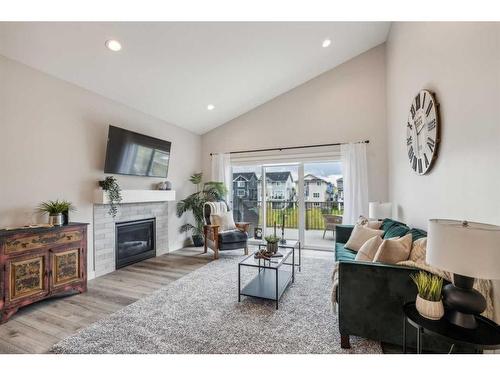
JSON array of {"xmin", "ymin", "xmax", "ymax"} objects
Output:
[{"xmin": 209, "ymin": 140, "xmax": 369, "ymax": 156}]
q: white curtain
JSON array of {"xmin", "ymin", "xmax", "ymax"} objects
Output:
[
  {"xmin": 211, "ymin": 153, "xmax": 232, "ymax": 206},
  {"xmin": 341, "ymin": 143, "xmax": 369, "ymax": 224}
]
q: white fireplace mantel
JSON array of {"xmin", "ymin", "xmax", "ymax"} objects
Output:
[{"xmin": 94, "ymin": 189, "xmax": 176, "ymax": 204}]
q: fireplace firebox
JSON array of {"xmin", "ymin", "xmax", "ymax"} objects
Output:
[{"xmin": 115, "ymin": 218, "xmax": 156, "ymax": 268}]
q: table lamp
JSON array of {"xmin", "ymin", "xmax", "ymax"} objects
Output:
[
  {"xmin": 368, "ymin": 202, "xmax": 392, "ymax": 220},
  {"xmin": 427, "ymin": 219, "xmax": 500, "ymax": 329}
]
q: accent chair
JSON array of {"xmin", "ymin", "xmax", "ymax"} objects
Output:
[{"xmin": 203, "ymin": 201, "xmax": 250, "ymax": 259}]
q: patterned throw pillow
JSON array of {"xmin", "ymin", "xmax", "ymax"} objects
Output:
[{"xmin": 409, "ymin": 237, "xmax": 427, "ymax": 263}]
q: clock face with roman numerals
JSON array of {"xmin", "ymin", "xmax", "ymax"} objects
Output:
[{"xmin": 406, "ymin": 90, "xmax": 439, "ymax": 175}]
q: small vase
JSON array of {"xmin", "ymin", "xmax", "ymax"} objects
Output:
[
  {"xmin": 48, "ymin": 213, "xmax": 64, "ymax": 226},
  {"xmin": 415, "ymin": 295, "xmax": 444, "ymax": 320}
]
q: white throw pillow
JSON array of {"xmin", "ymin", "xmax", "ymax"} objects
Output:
[
  {"xmin": 345, "ymin": 224, "xmax": 384, "ymax": 252},
  {"xmin": 373, "ymin": 233, "xmax": 412, "ymax": 264},
  {"xmin": 355, "ymin": 235, "xmax": 383, "ymax": 261},
  {"xmin": 210, "ymin": 212, "xmax": 237, "ymax": 231}
]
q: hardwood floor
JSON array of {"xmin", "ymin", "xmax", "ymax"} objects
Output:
[
  {"xmin": 0, "ymin": 246, "xmax": 331, "ymax": 354},
  {"xmin": 0, "ymin": 248, "xmax": 212, "ymax": 354}
]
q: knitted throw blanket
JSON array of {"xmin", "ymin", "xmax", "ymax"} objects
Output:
[{"xmin": 331, "ymin": 261, "xmax": 495, "ymax": 321}]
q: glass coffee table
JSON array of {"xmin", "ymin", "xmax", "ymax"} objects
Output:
[{"xmin": 238, "ymin": 240, "xmax": 301, "ymax": 309}]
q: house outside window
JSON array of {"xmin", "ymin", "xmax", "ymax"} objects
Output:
[
  {"xmin": 237, "ymin": 189, "xmax": 246, "ymax": 197},
  {"xmin": 313, "ymin": 192, "xmax": 320, "ymax": 198},
  {"xmin": 237, "ymin": 181, "xmax": 245, "ymax": 188}
]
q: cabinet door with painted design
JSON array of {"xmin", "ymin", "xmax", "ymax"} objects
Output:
[
  {"xmin": 51, "ymin": 248, "xmax": 83, "ymax": 288},
  {"xmin": 6, "ymin": 254, "xmax": 48, "ymax": 304}
]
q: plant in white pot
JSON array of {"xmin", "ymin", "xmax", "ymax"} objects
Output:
[{"xmin": 410, "ymin": 271, "xmax": 444, "ymax": 320}]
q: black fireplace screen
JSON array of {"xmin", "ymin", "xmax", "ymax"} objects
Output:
[{"xmin": 115, "ymin": 218, "xmax": 156, "ymax": 269}]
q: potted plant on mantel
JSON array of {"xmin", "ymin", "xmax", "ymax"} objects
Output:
[
  {"xmin": 37, "ymin": 200, "xmax": 76, "ymax": 226},
  {"xmin": 176, "ymin": 172, "xmax": 226, "ymax": 247},
  {"xmin": 99, "ymin": 176, "xmax": 122, "ymax": 218},
  {"xmin": 411, "ymin": 271, "xmax": 444, "ymax": 320}
]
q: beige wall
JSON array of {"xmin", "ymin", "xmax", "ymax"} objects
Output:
[
  {"xmin": 0, "ymin": 55, "xmax": 202, "ymax": 279},
  {"xmin": 202, "ymin": 44, "xmax": 388, "ymax": 203},
  {"xmin": 386, "ymin": 22, "xmax": 500, "ymax": 323}
]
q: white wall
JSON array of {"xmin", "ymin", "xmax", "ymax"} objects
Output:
[
  {"xmin": 386, "ymin": 22, "xmax": 500, "ymax": 323},
  {"xmin": 0, "ymin": 55, "xmax": 202, "ymax": 279},
  {"xmin": 202, "ymin": 44, "xmax": 388, "ymax": 204}
]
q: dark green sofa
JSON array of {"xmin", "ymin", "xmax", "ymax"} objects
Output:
[{"xmin": 335, "ymin": 220, "xmax": 474, "ymax": 353}]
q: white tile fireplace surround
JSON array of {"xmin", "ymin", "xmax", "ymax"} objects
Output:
[{"xmin": 93, "ymin": 202, "xmax": 169, "ymax": 277}]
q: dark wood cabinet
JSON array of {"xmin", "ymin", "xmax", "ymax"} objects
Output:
[{"xmin": 0, "ymin": 223, "xmax": 88, "ymax": 323}]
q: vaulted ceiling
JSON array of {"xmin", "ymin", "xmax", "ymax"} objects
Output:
[{"xmin": 0, "ymin": 22, "xmax": 390, "ymax": 134}]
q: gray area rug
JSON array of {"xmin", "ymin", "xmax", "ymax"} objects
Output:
[{"xmin": 50, "ymin": 253, "xmax": 382, "ymax": 354}]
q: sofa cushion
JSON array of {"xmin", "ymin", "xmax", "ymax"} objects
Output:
[
  {"xmin": 409, "ymin": 237, "xmax": 427, "ymax": 263},
  {"xmin": 335, "ymin": 243, "xmax": 357, "ymax": 262},
  {"xmin": 345, "ymin": 224, "xmax": 384, "ymax": 252},
  {"xmin": 355, "ymin": 235, "xmax": 383, "ymax": 262},
  {"xmin": 211, "ymin": 212, "xmax": 237, "ymax": 231},
  {"xmin": 357, "ymin": 215, "xmax": 383, "ymax": 229},
  {"xmin": 381, "ymin": 218, "xmax": 407, "ymax": 232},
  {"xmin": 409, "ymin": 228, "xmax": 427, "ymax": 242},
  {"xmin": 383, "ymin": 223, "xmax": 410, "ymax": 239},
  {"xmin": 373, "ymin": 233, "xmax": 412, "ymax": 264},
  {"xmin": 218, "ymin": 229, "xmax": 247, "ymax": 244}
]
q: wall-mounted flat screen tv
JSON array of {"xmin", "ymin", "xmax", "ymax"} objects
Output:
[{"xmin": 104, "ymin": 125, "xmax": 171, "ymax": 178}]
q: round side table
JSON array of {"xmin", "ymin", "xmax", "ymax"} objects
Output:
[{"xmin": 403, "ymin": 302, "xmax": 500, "ymax": 354}]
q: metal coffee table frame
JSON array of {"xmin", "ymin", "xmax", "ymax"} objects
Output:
[{"xmin": 238, "ymin": 241, "xmax": 301, "ymax": 309}]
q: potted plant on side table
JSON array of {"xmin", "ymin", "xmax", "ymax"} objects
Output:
[
  {"xmin": 411, "ymin": 271, "xmax": 444, "ymax": 320},
  {"xmin": 176, "ymin": 172, "xmax": 226, "ymax": 247},
  {"xmin": 37, "ymin": 200, "xmax": 76, "ymax": 226}
]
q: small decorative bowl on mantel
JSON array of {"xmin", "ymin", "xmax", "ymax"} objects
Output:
[{"xmin": 411, "ymin": 271, "xmax": 445, "ymax": 320}]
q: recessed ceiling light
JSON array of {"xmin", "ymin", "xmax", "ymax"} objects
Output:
[
  {"xmin": 322, "ymin": 38, "xmax": 332, "ymax": 48},
  {"xmin": 105, "ymin": 39, "xmax": 122, "ymax": 52},
  {"xmin": 207, "ymin": 104, "xmax": 215, "ymax": 111}
]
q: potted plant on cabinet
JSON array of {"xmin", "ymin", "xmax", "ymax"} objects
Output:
[
  {"xmin": 411, "ymin": 271, "xmax": 444, "ymax": 320},
  {"xmin": 176, "ymin": 172, "xmax": 226, "ymax": 247},
  {"xmin": 37, "ymin": 200, "xmax": 76, "ymax": 226}
]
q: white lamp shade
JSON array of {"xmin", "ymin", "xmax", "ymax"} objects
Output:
[
  {"xmin": 368, "ymin": 202, "xmax": 392, "ymax": 220},
  {"xmin": 426, "ymin": 219, "xmax": 500, "ymax": 280}
]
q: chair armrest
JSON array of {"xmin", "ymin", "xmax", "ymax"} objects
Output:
[
  {"xmin": 235, "ymin": 222, "xmax": 250, "ymax": 233},
  {"xmin": 335, "ymin": 225, "xmax": 354, "ymax": 244},
  {"xmin": 204, "ymin": 224, "xmax": 220, "ymax": 238}
]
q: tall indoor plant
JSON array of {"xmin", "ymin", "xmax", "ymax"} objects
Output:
[{"xmin": 176, "ymin": 173, "xmax": 227, "ymax": 247}]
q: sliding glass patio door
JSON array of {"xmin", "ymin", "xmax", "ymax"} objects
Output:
[
  {"xmin": 262, "ymin": 164, "xmax": 299, "ymax": 242},
  {"xmin": 231, "ymin": 159, "xmax": 342, "ymax": 250},
  {"xmin": 303, "ymin": 161, "xmax": 343, "ymax": 249}
]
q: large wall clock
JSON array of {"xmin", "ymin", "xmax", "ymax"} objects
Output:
[{"xmin": 406, "ymin": 89, "xmax": 439, "ymax": 175}]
